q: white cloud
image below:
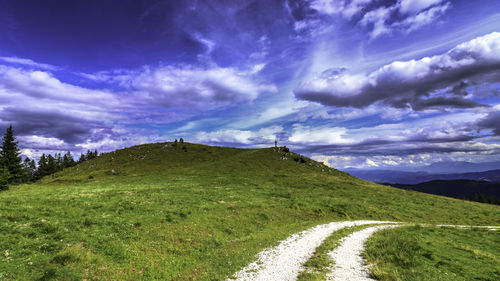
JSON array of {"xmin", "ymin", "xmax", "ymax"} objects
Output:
[
  {"xmin": 395, "ymin": 2, "xmax": 450, "ymax": 33},
  {"xmin": 0, "ymin": 66, "xmax": 118, "ymax": 106},
  {"xmin": 195, "ymin": 126, "xmax": 283, "ymax": 145},
  {"xmin": 310, "ymin": 0, "xmax": 372, "ymax": 19},
  {"xmin": 20, "ymin": 135, "xmax": 68, "ymax": 150},
  {"xmin": 360, "ymin": 6, "xmax": 395, "ymax": 38},
  {"xmin": 309, "ymin": 0, "xmax": 451, "ymax": 38},
  {"xmin": 295, "ymin": 32, "xmax": 500, "ymax": 110},
  {"xmin": 399, "ymin": 0, "xmax": 444, "ymax": 14},
  {"xmin": 289, "ymin": 124, "xmax": 350, "ymax": 145},
  {"xmin": 91, "ymin": 65, "xmax": 277, "ymax": 110}
]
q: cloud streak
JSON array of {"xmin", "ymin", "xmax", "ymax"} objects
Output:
[
  {"xmin": 0, "ymin": 56, "xmax": 60, "ymax": 71},
  {"xmin": 309, "ymin": 0, "xmax": 451, "ymax": 38}
]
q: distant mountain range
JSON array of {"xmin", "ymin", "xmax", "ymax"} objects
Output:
[
  {"xmin": 383, "ymin": 180, "xmax": 500, "ymax": 205},
  {"xmin": 344, "ymin": 169, "xmax": 500, "ymax": 185},
  {"xmin": 344, "ymin": 161, "xmax": 500, "ymax": 174},
  {"xmin": 412, "ymin": 161, "xmax": 500, "ymax": 174}
]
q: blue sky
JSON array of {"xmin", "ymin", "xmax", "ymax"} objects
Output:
[{"xmin": 1, "ymin": 0, "xmax": 500, "ymax": 169}]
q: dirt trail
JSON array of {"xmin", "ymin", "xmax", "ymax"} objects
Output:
[
  {"xmin": 326, "ymin": 225, "xmax": 400, "ymax": 281},
  {"xmin": 230, "ymin": 220, "xmax": 396, "ymax": 281}
]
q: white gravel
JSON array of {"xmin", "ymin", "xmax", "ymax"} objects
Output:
[
  {"xmin": 230, "ymin": 220, "xmax": 396, "ymax": 281},
  {"xmin": 326, "ymin": 224, "xmax": 401, "ymax": 281}
]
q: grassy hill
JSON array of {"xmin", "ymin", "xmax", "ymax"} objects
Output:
[{"xmin": 1, "ymin": 142, "xmax": 499, "ymax": 280}]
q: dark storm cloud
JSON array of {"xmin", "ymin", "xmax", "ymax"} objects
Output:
[
  {"xmin": 299, "ymin": 140, "xmax": 492, "ymax": 156},
  {"xmin": 295, "ymin": 32, "xmax": 500, "ymax": 110},
  {"xmin": 0, "ymin": 107, "xmax": 112, "ymax": 144},
  {"xmin": 477, "ymin": 111, "xmax": 500, "ymax": 136}
]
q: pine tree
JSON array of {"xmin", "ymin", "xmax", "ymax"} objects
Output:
[
  {"xmin": 63, "ymin": 152, "xmax": 76, "ymax": 168},
  {"xmin": 85, "ymin": 150, "xmax": 93, "ymax": 160},
  {"xmin": 47, "ymin": 154, "xmax": 57, "ymax": 175},
  {"xmin": 0, "ymin": 166, "xmax": 9, "ymax": 190},
  {"xmin": 55, "ymin": 153, "xmax": 63, "ymax": 171},
  {"xmin": 37, "ymin": 154, "xmax": 48, "ymax": 179},
  {"xmin": 0, "ymin": 125, "xmax": 23, "ymax": 183},
  {"xmin": 78, "ymin": 153, "xmax": 86, "ymax": 163}
]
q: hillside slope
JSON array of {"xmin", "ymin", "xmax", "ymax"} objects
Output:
[{"xmin": 1, "ymin": 142, "xmax": 499, "ymax": 280}]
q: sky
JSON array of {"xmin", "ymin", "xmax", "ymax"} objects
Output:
[{"xmin": 1, "ymin": 0, "xmax": 500, "ymax": 170}]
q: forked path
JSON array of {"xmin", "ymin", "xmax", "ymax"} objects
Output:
[
  {"xmin": 230, "ymin": 220, "xmax": 397, "ymax": 281},
  {"xmin": 326, "ymin": 225, "xmax": 400, "ymax": 281},
  {"xmin": 230, "ymin": 221, "xmax": 500, "ymax": 281}
]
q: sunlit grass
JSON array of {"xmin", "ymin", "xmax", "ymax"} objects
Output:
[{"xmin": 364, "ymin": 225, "xmax": 500, "ymax": 281}]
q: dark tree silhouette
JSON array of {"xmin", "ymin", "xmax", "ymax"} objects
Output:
[
  {"xmin": 0, "ymin": 125, "xmax": 23, "ymax": 183},
  {"xmin": 47, "ymin": 155, "xmax": 57, "ymax": 175},
  {"xmin": 63, "ymin": 152, "xmax": 76, "ymax": 168},
  {"xmin": 36, "ymin": 154, "xmax": 49, "ymax": 179},
  {"xmin": 78, "ymin": 153, "xmax": 86, "ymax": 163}
]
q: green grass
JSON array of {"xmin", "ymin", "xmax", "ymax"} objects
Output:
[
  {"xmin": 363, "ymin": 225, "xmax": 500, "ymax": 281},
  {"xmin": 0, "ymin": 142, "xmax": 499, "ymax": 280},
  {"xmin": 297, "ymin": 223, "xmax": 384, "ymax": 281}
]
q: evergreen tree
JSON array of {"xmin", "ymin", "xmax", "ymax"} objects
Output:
[
  {"xmin": 0, "ymin": 166, "xmax": 9, "ymax": 190},
  {"xmin": 0, "ymin": 125, "xmax": 23, "ymax": 183},
  {"xmin": 47, "ymin": 154, "xmax": 57, "ymax": 175},
  {"xmin": 78, "ymin": 153, "xmax": 86, "ymax": 163},
  {"xmin": 85, "ymin": 150, "xmax": 93, "ymax": 160},
  {"xmin": 55, "ymin": 153, "xmax": 63, "ymax": 171},
  {"xmin": 37, "ymin": 154, "xmax": 49, "ymax": 179},
  {"xmin": 63, "ymin": 152, "xmax": 76, "ymax": 168}
]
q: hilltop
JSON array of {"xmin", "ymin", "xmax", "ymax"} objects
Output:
[{"xmin": 0, "ymin": 142, "xmax": 499, "ymax": 280}]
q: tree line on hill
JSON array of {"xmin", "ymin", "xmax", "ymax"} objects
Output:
[{"xmin": 0, "ymin": 125, "xmax": 97, "ymax": 191}]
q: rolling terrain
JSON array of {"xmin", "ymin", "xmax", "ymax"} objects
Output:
[{"xmin": 0, "ymin": 142, "xmax": 499, "ymax": 280}]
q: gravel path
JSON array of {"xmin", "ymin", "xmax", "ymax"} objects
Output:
[
  {"xmin": 230, "ymin": 221, "xmax": 498, "ymax": 281},
  {"xmin": 326, "ymin": 225, "xmax": 401, "ymax": 281},
  {"xmin": 230, "ymin": 220, "xmax": 396, "ymax": 281}
]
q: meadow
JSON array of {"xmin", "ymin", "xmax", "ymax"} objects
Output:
[
  {"xmin": 1, "ymin": 142, "xmax": 498, "ymax": 280},
  {"xmin": 364, "ymin": 225, "xmax": 500, "ymax": 281}
]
